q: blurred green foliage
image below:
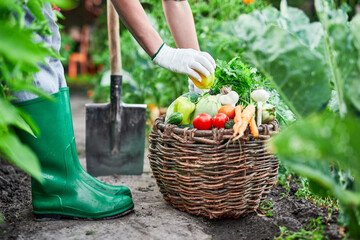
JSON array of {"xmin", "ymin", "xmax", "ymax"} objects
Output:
[
  {"xmin": 236, "ymin": 0, "xmax": 360, "ymax": 237},
  {"xmin": 60, "ymin": 32, "xmax": 76, "ymax": 67},
  {"xmin": 0, "ymin": 0, "xmax": 61, "ymax": 183},
  {"xmin": 88, "ymin": 0, "xmax": 269, "ymax": 105}
]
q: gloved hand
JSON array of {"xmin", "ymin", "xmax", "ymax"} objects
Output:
[{"xmin": 152, "ymin": 43, "xmax": 216, "ymax": 81}]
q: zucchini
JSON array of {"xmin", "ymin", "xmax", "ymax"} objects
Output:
[{"xmin": 165, "ymin": 112, "xmax": 183, "ymax": 125}]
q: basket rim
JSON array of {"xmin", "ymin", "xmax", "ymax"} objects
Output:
[{"xmin": 154, "ymin": 115, "xmax": 279, "ymax": 139}]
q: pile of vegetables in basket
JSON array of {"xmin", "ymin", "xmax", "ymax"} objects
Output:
[
  {"xmin": 163, "ymin": 58, "xmax": 281, "ymax": 139},
  {"xmin": 165, "ymin": 86, "xmax": 276, "ymax": 139}
]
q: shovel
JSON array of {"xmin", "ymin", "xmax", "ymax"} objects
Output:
[{"xmin": 85, "ymin": 1, "xmax": 147, "ymax": 176}]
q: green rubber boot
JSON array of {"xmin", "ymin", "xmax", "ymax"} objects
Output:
[
  {"xmin": 61, "ymin": 88, "xmax": 131, "ymax": 197},
  {"xmin": 16, "ymin": 88, "xmax": 134, "ymax": 219}
]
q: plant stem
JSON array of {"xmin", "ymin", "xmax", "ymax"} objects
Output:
[
  {"xmin": 323, "ymin": 31, "xmax": 347, "ymax": 117},
  {"xmin": 316, "ymin": 0, "xmax": 347, "ymax": 118}
]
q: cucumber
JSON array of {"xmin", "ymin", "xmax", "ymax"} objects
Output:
[
  {"xmin": 165, "ymin": 112, "xmax": 183, "ymax": 125},
  {"xmin": 225, "ymin": 119, "xmax": 234, "ymax": 129}
]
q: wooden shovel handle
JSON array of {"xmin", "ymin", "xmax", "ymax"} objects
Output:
[{"xmin": 107, "ymin": 1, "xmax": 122, "ymax": 75}]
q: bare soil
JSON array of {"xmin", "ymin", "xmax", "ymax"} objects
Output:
[{"xmin": 0, "ymin": 160, "xmax": 342, "ymax": 240}]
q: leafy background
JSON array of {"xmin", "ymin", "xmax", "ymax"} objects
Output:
[
  {"xmin": 86, "ymin": 0, "xmax": 269, "ymax": 106},
  {"xmin": 2, "ymin": 0, "xmax": 360, "ymax": 236},
  {"xmin": 234, "ymin": 0, "xmax": 360, "ymax": 236}
]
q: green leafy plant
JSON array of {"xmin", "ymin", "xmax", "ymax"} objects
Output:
[
  {"xmin": 211, "ymin": 57, "xmax": 268, "ymax": 104},
  {"xmin": 0, "ymin": 0, "xmax": 61, "ymax": 223},
  {"xmin": 275, "ymin": 218, "xmax": 326, "ymax": 240},
  {"xmin": 260, "ymin": 200, "xmax": 274, "ymax": 217},
  {"xmin": 295, "ymin": 176, "xmax": 339, "ymax": 209},
  {"xmin": 0, "ymin": 0, "xmax": 60, "ymax": 181},
  {"xmin": 235, "ymin": 0, "xmax": 360, "ymax": 237},
  {"xmin": 210, "ymin": 57, "xmax": 294, "ymax": 126},
  {"xmin": 278, "ymin": 165, "xmax": 339, "ymax": 208}
]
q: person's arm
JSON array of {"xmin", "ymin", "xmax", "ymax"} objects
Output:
[
  {"xmin": 110, "ymin": 0, "xmax": 215, "ymax": 81},
  {"xmin": 162, "ymin": 0, "xmax": 213, "ymax": 93},
  {"xmin": 162, "ymin": 0, "xmax": 200, "ymax": 50},
  {"xmin": 110, "ymin": 0, "xmax": 163, "ymax": 57}
]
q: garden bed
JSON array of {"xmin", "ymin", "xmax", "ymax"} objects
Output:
[{"xmin": 0, "ymin": 159, "xmax": 343, "ymax": 240}]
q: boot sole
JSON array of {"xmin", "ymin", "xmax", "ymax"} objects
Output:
[{"xmin": 34, "ymin": 206, "xmax": 134, "ymax": 221}]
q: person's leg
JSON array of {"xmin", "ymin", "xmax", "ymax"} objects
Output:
[
  {"xmin": 16, "ymin": 89, "xmax": 134, "ymax": 219},
  {"xmin": 14, "ymin": 4, "xmax": 133, "ymax": 219},
  {"xmin": 14, "ymin": 3, "xmax": 131, "ymax": 197}
]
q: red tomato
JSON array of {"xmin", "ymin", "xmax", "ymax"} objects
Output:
[
  {"xmin": 193, "ymin": 113, "xmax": 213, "ymax": 130},
  {"xmin": 212, "ymin": 113, "xmax": 229, "ymax": 129}
]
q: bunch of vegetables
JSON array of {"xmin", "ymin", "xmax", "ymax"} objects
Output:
[
  {"xmin": 163, "ymin": 55, "xmax": 280, "ymax": 138},
  {"xmin": 165, "ymin": 83, "xmax": 276, "ymax": 140},
  {"xmin": 211, "ymin": 57, "xmax": 268, "ymax": 105}
]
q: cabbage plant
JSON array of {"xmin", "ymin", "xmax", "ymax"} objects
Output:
[{"xmin": 235, "ymin": 0, "xmax": 360, "ymax": 237}]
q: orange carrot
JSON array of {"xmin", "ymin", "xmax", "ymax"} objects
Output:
[
  {"xmin": 233, "ymin": 122, "xmax": 241, "ymax": 134},
  {"xmin": 241, "ymin": 104, "xmax": 255, "ymax": 124},
  {"xmin": 250, "ymin": 118, "xmax": 258, "ymax": 138},
  {"xmin": 233, "ymin": 104, "xmax": 256, "ymax": 140},
  {"xmin": 233, "ymin": 120, "xmax": 248, "ymax": 137},
  {"xmin": 234, "ymin": 105, "xmax": 243, "ymax": 123}
]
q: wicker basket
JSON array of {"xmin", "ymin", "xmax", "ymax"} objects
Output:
[{"xmin": 148, "ymin": 115, "xmax": 280, "ymax": 219}]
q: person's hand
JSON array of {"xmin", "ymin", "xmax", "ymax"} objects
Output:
[{"xmin": 152, "ymin": 43, "xmax": 216, "ymax": 81}]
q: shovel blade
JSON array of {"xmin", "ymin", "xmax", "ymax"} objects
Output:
[{"xmin": 85, "ymin": 103, "xmax": 146, "ymax": 176}]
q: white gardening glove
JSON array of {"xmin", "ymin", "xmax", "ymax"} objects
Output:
[{"xmin": 152, "ymin": 43, "xmax": 216, "ymax": 82}]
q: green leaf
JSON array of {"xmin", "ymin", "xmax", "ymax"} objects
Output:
[
  {"xmin": 51, "ymin": 0, "xmax": 79, "ymax": 10},
  {"xmin": 0, "ymin": 99, "xmax": 37, "ymax": 137},
  {"xmin": 236, "ymin": 16, "xmax": 332, "ymax": 119},
  {"xmin": 0, "ymin": 131, "xmax": 42, "ymax": 183},
  {"xmin": 348, "ymin": 15, "xmax": 360, "ymax": 112},
  {"xmin": 0, "ymin": 0, "xmax": 24, "ymax": 24},
  {"xmin": 0, "ymin": 23, "xmax": 54, "ymax": 72},
  {"xmin": 270, "ymin": 112, "xmax": 360, "ymax": 190},
  {"xmin": 17, "ymin": 109, "xmax": 40, "ymax": 136},
  {"xmin": 10, "ymin": 81, "xmax": 55, "ymax": 102},
  {"xmin": 27, "ymin": 0, "xmax": 47, "ymax": 23},
  {"xmin": 327, "ymin": 23, "xmax": 360, "ymax": 113},
  {"xmin": 314, "ymin": 0, "xmax": 360, "ymax": 116}
]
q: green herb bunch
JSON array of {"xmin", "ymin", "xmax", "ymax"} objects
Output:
[{"xmin": 211, "ymin": 57, "xmax": 267, "ymax": 105}]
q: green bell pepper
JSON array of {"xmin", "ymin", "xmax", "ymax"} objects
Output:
[{"xmin": 174, "ymin": 96, "xmax": 196, "ymax": 125}]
